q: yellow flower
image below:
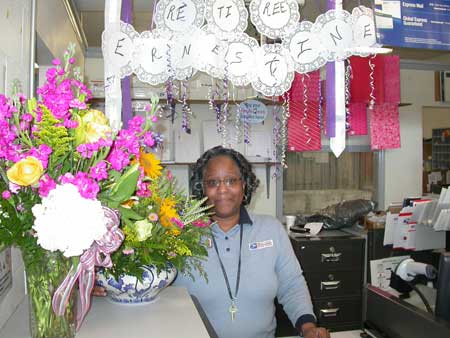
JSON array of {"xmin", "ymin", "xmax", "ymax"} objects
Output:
[
  {"xmin": 74, "ymin": 109, "xmax": 111, "ymax": 145},
  {"xmin": 159, "ymin": 197, "xmax": 179, "ymax": 228},
  {"xmin": 7, "ymin": 156, "xmax": 43, "ymax": 186},
  {"xmin": 139, "ymin": 151, "xmax": 162, "ymax": 179}
]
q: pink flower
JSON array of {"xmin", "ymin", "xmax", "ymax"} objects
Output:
[
  {"xmin": 192, "ymin": 220, "xmax": 210, "ymax": 228},
  {"xmin": 151, "ymin": 115, "xmax": 158, "ymax": 123},
  {"xmin": 166, "ymin": 170, "xmax": 173, "ymax": 181},
  {"xmin": 89, "ymin": 161, "xmax": 108, "ymax": 181},
  {"xmin": 172, "ymin": 218, "xmax": 185, "ymax": 229},
  {"xmin": 147, "ymin": 213, "xmax": 158, "ymax": 222},
  {"xmin": 143, "ymin": 132, "xmax": 155, "ymax": 147},
  {"xmin": 1, "ymin": 190, "xmax": 11, "ymax": 199},
  {"xmin": 122, "ymin": 248, "xmax": 134, "ymax": 255},
  {"xmin": 38, "ymin": 174, "xmax": 56, "ymax": 197},
  {"xmin": 69, "ymin": 57, "xmax": 75, "ymax": 64},
  {"xmin": 52, "ymin": 58, "xmax": 61, "ymax": 66}
]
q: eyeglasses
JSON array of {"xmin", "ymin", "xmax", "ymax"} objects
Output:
[{"xmin": 203, "ymin": 177, "xmax": 242, "ymax": 188}]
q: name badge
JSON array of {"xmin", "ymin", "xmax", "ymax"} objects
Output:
[{"xmin": 249, "ymin": 240, "xmax": 273, "ymax": 250}]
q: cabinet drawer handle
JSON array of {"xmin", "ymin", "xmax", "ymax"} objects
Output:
[
  {"xmin": 321, "ymin": 252, "xmax": 342, "ymax": 262},
  {"xmin": 320, "ymin": 307, "xmax": 340, "ymax": 318},
  {"xmin": 321, "ymin": 280, "xmax": 341, "ymax": 290}
]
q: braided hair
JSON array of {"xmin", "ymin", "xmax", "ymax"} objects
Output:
[{"xmin": 191, "ymin": 146, "xmax": 259, "ymax": 206}]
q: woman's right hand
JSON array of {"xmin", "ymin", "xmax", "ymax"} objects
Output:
[{"xmin": 92, "ymin": 285, "xmax": 107, "ymax": 297}]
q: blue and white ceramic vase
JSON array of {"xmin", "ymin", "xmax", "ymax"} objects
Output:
[{"xmin": 96, "ymin": 265, "xmax": 177, "ymax": 304}]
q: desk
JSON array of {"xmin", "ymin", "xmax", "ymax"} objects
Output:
[{"xmin": 0, "ymin": 287, "xmax": 211, "ymax": 338}]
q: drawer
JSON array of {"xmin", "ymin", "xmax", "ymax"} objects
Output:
[
  {"xmin": 304, "ymin": 270, "xmax": 362, "ymax": 299},
  {"xmin": 293, "ymin": 238, "xmax": 364, "ymax": 272},
  {"xmin": 313, "ymin": 298, "xmax": 362, "ymax": 328}
]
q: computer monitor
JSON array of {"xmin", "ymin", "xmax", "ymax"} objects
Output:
[{"xmin": 435, "ymin": 252, "xmax": 450, "ymax": 323}]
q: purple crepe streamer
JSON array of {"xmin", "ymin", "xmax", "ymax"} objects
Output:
[
  {"xmin": 121, "ymin": 0, "xmax": 132, "ymax": 128},
  {"xmin": 326, "ymin": 63, "xmax": 336, "ymax": 137},
  {"xmin": 325, "ymin": 0, "xmax": 337, "ymax": 137}
]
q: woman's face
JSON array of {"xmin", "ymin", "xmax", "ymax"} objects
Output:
[{"xmin": 202, "ymin": 155, "xmax": 245, "ymax": 220}]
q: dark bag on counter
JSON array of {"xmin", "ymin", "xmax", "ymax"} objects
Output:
[{"xmin": 303, "ymin": 199, "xmax": 376, "ymax": 230}]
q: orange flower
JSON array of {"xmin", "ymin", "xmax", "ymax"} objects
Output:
[
  {"xmin": 159, "ymin": 197, "xmax": 179, "ymax": 228},
  {"xmin": 139, "ymin": 151, "xmax": 162, "ymax": 179}
]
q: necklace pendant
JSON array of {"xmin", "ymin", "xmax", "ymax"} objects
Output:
[{"xmin": 229, "ymin": 300, "xmax": 238, "ymax": 321}]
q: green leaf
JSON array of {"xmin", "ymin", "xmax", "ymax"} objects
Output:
[
  {"xmin": 108, "ymin": 163, "xmax": 140, "ymax": 203},
  {"xmin": 118, "ymin": 206, "xmax": 145, "ymax": 221}
]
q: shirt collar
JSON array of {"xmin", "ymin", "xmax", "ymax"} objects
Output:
[{"xmin": 239, "ymin": 205, "xmax": 253, "ymax": 226}]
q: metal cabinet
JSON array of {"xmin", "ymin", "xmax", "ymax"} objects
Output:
[{"xmin": 275, "ymin": 231, "xmax": 365, "ymax": 336}]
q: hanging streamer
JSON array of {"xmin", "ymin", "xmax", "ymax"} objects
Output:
[
  {"xmin": 280, "ymin": 93, "xmax": 290, "ymax": 168},
  {"xmin": 221, "ymin": 63, "xmax": 230, "ymax": 147},
  {"xmin": 121, "ymin": 0, "xmax": 133, "ymax": 128},
  {"xmin": 181, "ymin": 79, "xmax": 192, "ymax": 133},
  {"xmin": 165, "ymin": 42, "xmax": 176, "ymax": 123},
  {"xmin": 344, "ymin": 60, "xmax": 352, "ymax": 131},
  {"xmin": 368, "ymin": 54, "xmax": 376, "ymax": 110},
  {"xmin": 300, "ymin": 74, "xmax": 311, "ymax": 144}
]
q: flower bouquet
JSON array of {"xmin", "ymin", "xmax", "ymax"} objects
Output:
[
  {"xmin": 97, "ymin": 153, "xmax": 213, "ymax": 303},
  {"xmin": 0, "ymin": 44, "xmax": 163, "ymax": 338}
]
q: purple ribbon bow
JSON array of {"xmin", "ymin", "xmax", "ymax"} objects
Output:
[{"xmin": 52, "ymin": 207, "xmax": 124, "ymax": 330}]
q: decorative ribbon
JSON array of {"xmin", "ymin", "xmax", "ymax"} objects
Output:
[
  {"xmin": 368, "ymin": 54, "xmax": 376, "ymax": 110},
  {"xmin": 280, "ymin": 93, "xmax": 290, "ymax": 168},
  {"xmin": 221, "ymin": 69, "xmax": 229, "ymax": 147},
  {"xmin": 181, "ymin": 79, "xmax": 192, "ymax": 133},
  {"xmin": 232, "ymin": 86, "xmax": 243, "ymax": 145},
  {"xmin": 345, "ymin": 61, "xmax": 352, "ymax": 131},
  {"xmin": 165, "ymin": 38, "xmax": 176, "ymax": 123},
  {"xmin": 300, "ymin": 74, "xmax": 311, "ymax": 144},
  {"xmin": 121, "ymin": 0, "xmax": 132, "ymax": 128},
  {"xmin": 52, "ymin": 207, "xmax": 124, "ymax": 330}
]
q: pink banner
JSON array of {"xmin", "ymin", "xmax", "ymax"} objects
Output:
[
  {"xmin": 288, "ymin": 101, "xmax": 321, "ymax": 151},
  {"xmin": 347, "ymin": 103, "xmax": 367, "ymax": 136},
  {"xmin": 370, "ymin": 103, "xmax": 401, "ymax": 150}
]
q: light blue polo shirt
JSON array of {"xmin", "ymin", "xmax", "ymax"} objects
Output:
[{"xmin": 173, "ymin": 207, "xmax": 315, "ymax": 338}]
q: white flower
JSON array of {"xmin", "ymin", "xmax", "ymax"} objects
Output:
[
  {"xmin": 32, "ymin": 183, "xmax": 107, "ymax": 257},
  {"xmin": 133, "ymin": 219, "xmax": 153, "ymax": 242}
]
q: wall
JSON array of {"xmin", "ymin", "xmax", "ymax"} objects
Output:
[
  {"xmin": 422, "ymin": 106, "xmax": 450, "ymax": 139},
  {"xmin": 0, "ymin": 0, "xmax": 32, "ymax": 329},
  {"xmin": 36, "ymin": 0, "xmax": 85, "ymax": 71},
  {"xmin": 383, "ymin": 69, "xmax": 450, "ymax": 208}
]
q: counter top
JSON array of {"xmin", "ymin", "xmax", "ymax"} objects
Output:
[{"xmin": 0, "ymin": 287, "xmax": 211, "ymax": 338}]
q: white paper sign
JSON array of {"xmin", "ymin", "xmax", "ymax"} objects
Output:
[
  {"xmin": 101, "ymin": 22, "xmax": 139, "ymax": 79},
  {"xmin": 249, "ymin": 0, "xmax": 299, "ymax": 39},
  {"xmin": 225, "ymin": 33, "xmax": 258, "ymax": 86},
  {"xmin": 283, "ymin": 21, "xmax": 328, "ymax": 74},
  {"xmin": 316, "ymin": 9, "xmax": 353, "ymax": 61},
  {"xmin": 194, "ymin": 27, "xmax": 227, "ymax": 79},
  {"xmin": 170, "ymin": 32, "xmax": 198, "ymax": 80},
  {"xmin": 155, "ymin": 0, "xmax": 205, "ymax": 33},
  {"xmin": 251, "ymin": 43, "xmax": 294, "ymax": 96},
  {"xmin": 133, "ymin": 30, "xmax": 170, "ymax": 85},
  {"xmin": 352, "ymin": 6, "xmax": 377, "ymax": 56},
  {"xmin": 205, "ymin": 0, "xmax": 248, "ymax": 37}
]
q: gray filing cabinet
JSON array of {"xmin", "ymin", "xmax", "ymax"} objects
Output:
[{"xmin": 275, "ymin": 230, "xmax": 365, "ymax": 336}]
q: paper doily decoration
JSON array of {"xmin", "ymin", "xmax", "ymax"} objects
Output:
[
  {"xmin": 283, "ymin": 21, "xmax": 328, "ymax": 74},
  {"xmin": 249, "ymin": 0, "xmax": 300, "ymax": 39},
  {"xmin": 170, "ymin": 31, "xmax": 198, "ymax": 80},
  {"xmin": 132, "ymin": 30, "xmax": 171, "ymax": 85},
  {"xmin": 251, "ymin": 44, "xmax": 294, "ymax": 96},
  {"xmin": 205, "ymin": 0, "xmax": 248, "ymax": 38},
  {"xmin": 101, "ymin": 21, "xmax": 139, "ymax": 78},
  {"xmin": 193, "ymin": 27, "xmax": 227, "ymax": 79},
  {"xmin": 315, "ymin": 9, "xmax": 353, "ymax": 61},
  {"xmin": 154, "ymin": 0, "xmax": 205, "ymax": 33},
  {"xmin": 352, "ymin": 6, "xmax": 377, "ymax": 56},
  {"xmin": 225, "ymin": 33, "xmax": 259, "ymax": 86}
]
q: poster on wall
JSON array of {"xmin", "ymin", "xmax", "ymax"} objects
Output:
[
  {"xmin": 0, "ymin": 247, "xmax": 12, "ymax": 305},
  {"xmin": 375, "ymin": 0, "xmax": 450, "ymax": 51}
]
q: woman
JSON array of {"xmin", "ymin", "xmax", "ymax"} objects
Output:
[{"xmin": 173, "ymin": 146, "xmax": 329, "ymax": 338}]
